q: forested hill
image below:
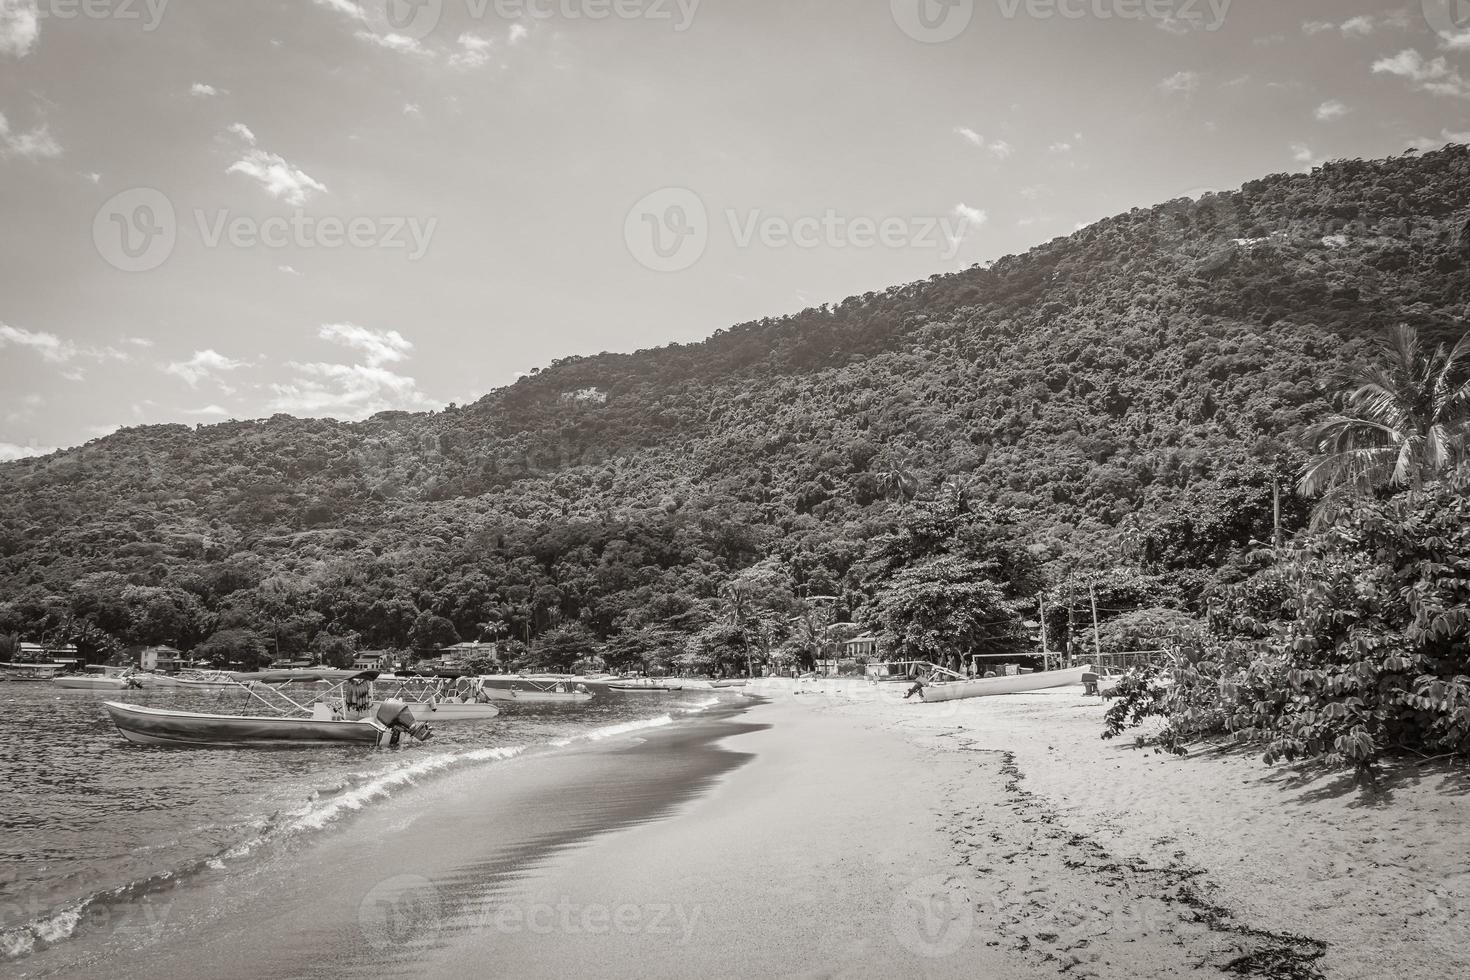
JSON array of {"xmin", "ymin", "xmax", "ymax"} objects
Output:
[{"xmin": 2, "ymin": 146, "xmax": 1468, "ymax": 666}]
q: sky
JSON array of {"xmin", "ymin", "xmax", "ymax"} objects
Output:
[{"xmin": 1, "ymin": 0, "xmax": 1469, "ymax": 460}]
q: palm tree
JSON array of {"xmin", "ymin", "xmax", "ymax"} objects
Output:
[{"xmin": 1298, "ymin": 325, "xmax": 1470, "ymax": 514}]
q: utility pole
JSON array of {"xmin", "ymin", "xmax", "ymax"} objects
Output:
[
  {"xmin": 1089, "ymin": 584, "xmax": 1103, "ymax": 666},
  {"xmin": 1038, "ymin": 597, "xmax": 1050, "ymax": 673},
  {"xmin": 1272, "ymin": 467, "xmax": 1283, "ymax": 549}
]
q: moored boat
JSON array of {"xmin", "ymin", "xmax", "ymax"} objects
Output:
[
  {"xmin": 607, "ymin": 680, "xmax": 684, "ymax": 692},
  {"xmin": 477, "ymin": 677, "xmax": 594, "ymax": 703},
  {"xmin": 55, "ymin": 674, "xmax": 144, "ymax": 691},
  {"xmin": 0, "ymin": 662, "xmax": 61, "ymax": 682},
  {"xmin": 101, "ymin": 700, "xmax": 432, "ymax": 748},
  {"xmin": 917, "ymin": 665, "xmax": 1093, "ymax": 703}
]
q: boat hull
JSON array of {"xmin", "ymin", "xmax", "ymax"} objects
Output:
[
  {"xmin": 400, "ymin": 701, "xmax": 501, "ymax": 720},
  {"xmin": 607, "ymin": 684, "xmax": 684, "ymax": 692},
  {"xmin": 480, "ymin": 688, "xmax": 593, "ymax": 703},
  {"xmin": 920, "ymin": 665, "xmax": 1093, "ymax": 703},
  {"xmin": 102, "ymin": 702, "xmax": 385, "ymax": 747},
  {"xmin": 55, "ymin": 676, "xmax": 137, "ymax": 690}
]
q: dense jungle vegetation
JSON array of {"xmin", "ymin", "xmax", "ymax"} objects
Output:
[{"xmin": 2, "ymin": 146, "xmax": 1468, "ymax": 770}]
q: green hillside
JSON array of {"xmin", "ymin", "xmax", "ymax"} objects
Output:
[{"xmin": 2, "ymin": 145, "xmax": 1467, "ymax": 669}]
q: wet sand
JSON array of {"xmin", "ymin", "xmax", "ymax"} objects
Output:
[{"xmin": 29, "ymin": 685, "xmax": 1470, "ymax": 979}]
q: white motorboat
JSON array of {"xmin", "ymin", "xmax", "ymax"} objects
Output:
[
  {"xmin": 477, "ymin": 677, "xmax": 593, "ymax": 703},
  {"xmin": 102, "ymin": 699, "xmax": 432, "ymax": 748}
]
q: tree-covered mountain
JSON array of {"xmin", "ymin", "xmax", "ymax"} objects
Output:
[{"xmin": 2, "ymin": 145, "xmax": 1467, "ymax": 670}]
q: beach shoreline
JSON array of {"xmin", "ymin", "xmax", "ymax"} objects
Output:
[{"xmin": 20, "ymin": 684, "xmax": 1470, "ymax": 979}]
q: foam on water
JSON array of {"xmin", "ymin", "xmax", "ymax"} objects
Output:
[{"xmin": 3, "ymin": 696, "xmax": 735, "ymax": 962}]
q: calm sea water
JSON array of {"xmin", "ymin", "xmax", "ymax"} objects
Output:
[{"xmin": 0, "ymin": 680, "xmax": 727, "ymax": 963}]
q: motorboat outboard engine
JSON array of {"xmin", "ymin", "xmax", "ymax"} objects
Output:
[{"xmin": 374, "ymin": 699, "xmax": 433, "ymax": 746}]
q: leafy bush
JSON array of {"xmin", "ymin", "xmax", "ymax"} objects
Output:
[{"xmin": 1109, "ymin": 475, "xmax": 1470, "ymax": 773}]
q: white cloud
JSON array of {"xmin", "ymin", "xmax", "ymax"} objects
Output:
[
  {"xmin": 0, "ymin": 0, "xmax": 39, "ymax": 58},
  {"xmin": 268, "ymin": 363, "xmax": 434, "ymax": 418},
  {"xmin": 509, "ymin": 23, "xmax": 529, "ymax": 45},
  {"xmin": 1160, "ymin": 71, "xmax": 1201, "ymax": 95},
  {"xmin": 225, "ymin": 124, "xmax": 327, "ymax": 205},
  {"xmin": 0, "ymin": 323, "xmax": 70, "ymax": 362},
  {"xmin": 1410, "ymin": 128, "xmax": 1470, "ymax": 150},
  {"xmin": 1373, "ymin": 49, "xmax": 1470, "ymax": 99},
  {"xmin": 403, "ymin": 103, "xmax": 421, "ymax": 115},
  {"xmin": 1444, "ymin": 31, "xmax": 1470, "ymax": 52},
  {"xmin": 0, "ymin": 324, "xmax": 130, "ymax": 376},
  {"xmin": 0, "ymin": 110, "xmax": 60, "ymax": 159},
  {"xmin": 1048, "ymin": 141, "xmax": 1073, "ymax": 153},
  {"xmin": 318, "ymin": 322, "xmax": 412, "ymax": 366},
  {"xmin": 267, "ymin": 324, "xmax": 435, "ymax": 419},
  {"xmin": 450, "ymin": 32, "xmax": 493, "ymax": 69},
  {"xmin": 987, "ymin": 140, "xmax": 1014, "ymax": 160},
  {"xmin": 354, "ymin": 30, "xmax": 427, "ymax": 55},
  {"xmin": 125, "ymin": 337, "xmax": 154, "ymax": 348},
  {"xmin": 191, "ymin": 83, "xmax": 220, "ymax": 97},
  {"xmin": 182, "ymin": 404, "xmax": 230, "ymax": 416},
  {"xmin": 278, "ymin": 264, "xmax": 302, "ymax": 276},
  {"xmin": 163, "ymin": 349, "xmax": 248, "ymax": 387},
  {"xmin": 953, "ymin": 203, "xmax": 987, "ymax": 227},
  {"xmin": 1291, "ymin": 142, "xmax": 1324, "ymax": 167},
  {"xmin": 1340, "ymin": 16, "xmax": 1374, "ymax": 37},
  {"xmin": 0, "ymin": 441, "xmax": 54, "ymax": 462},
  {"xmin": 1314, "ymin": 99, "xmax": 1350, "ymax": 121},
  {"xmin": 954, "ymin": 126, "xmax": 984, "ymax": 148},
  {"xmin": 1302, "ymin": 21, "xmax": 1335, "ymax": 36}
]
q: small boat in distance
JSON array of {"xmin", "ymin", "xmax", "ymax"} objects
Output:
[
  {"xmin": 55, "ymin": 668, "xmax": 145, "ymax": 691},
  {"xmin": 607, "ymin": 679, "xmax": 685, "ymax": 692},
  {"xmin": 1, "ymin": 662, "xmax": 61, "ymax": 682},
  {"xmin": 477, "ymin": 677, "xmax": 594, "ymax": 703}
]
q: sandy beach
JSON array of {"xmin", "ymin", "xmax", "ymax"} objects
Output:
[{"xmin": 26, "ymin": 685, "xmax": 1470, "ymax": 979}]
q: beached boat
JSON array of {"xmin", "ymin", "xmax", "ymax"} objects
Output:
[
  {"xmin": 1, "ymin": 662, "xmax": 61, "ymax": 682},
  {"xmin": 709, "ymin": 679, "xmax": 747, "ymax": 689},
  {"xmin": 917, "ymin": 665, "xmax": 1093, "ymax": 703},
  {"xmin": 101, "ymin": 700, "xmax": 432, "ymax": 748}
]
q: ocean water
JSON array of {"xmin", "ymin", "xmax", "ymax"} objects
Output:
[{"xmin": 0, "ymin": 681, "xmax": 728, "ymax": 964}]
